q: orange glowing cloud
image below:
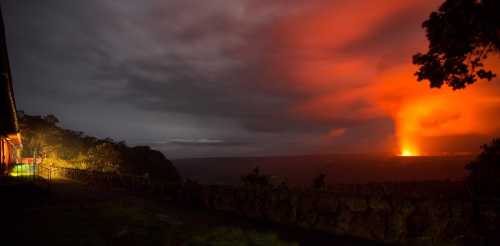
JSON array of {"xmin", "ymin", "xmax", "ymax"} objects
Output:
[
  {"xmin": 270, "ymin": 0, "xmax": 500, "ymax": 155},
  {"xmin": 328, "ymin": 128, "xmax": 346, "ymax": 138},
  {"xmin": 371, "ymin": 63, "xmax": 500, "ymax": 155}
]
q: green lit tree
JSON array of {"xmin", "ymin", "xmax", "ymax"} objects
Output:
[
  {"xmin": 18, "ymin": 112, "xmax": 181, "ymax": 181},
  {"xmin": 18, "ymin": 114, "xmax": 62, "ymax": 163},
  {"xmin": 86, "ymin": 142, "xmax": 122, "ymax": 173}
]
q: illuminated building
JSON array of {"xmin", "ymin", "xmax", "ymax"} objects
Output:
[{"xmin": 0, "ymin": 5, "xmax": 21, "ymax": 173}]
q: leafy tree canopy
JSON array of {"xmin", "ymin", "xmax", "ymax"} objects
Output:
[
  {"xmin": 18, "ymin": 112, "xmax": 181, "ymax": 182},
  {"xmin": 413, "ymin": 0, "xmax": 499, "ymax": 89},
  {"xmin": 466, "ymin": 138, "xmax": 500, "ymax": 198}
]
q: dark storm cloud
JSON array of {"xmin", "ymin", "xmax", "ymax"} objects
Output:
[
  {"xmin": 96, "ymin": 54, "xmax": 334, "ymax": 133},
  {"xmin": 81, "ymin": 0, "xmax": 335, "ymax": 133},
  {"xmin": 163, "ymin": 138, "xmax": 250, "ymax": 146},
  {"xmin": 1, "ymin": 0, "xmax": 122, "ymax": 103},
  {"xmin": 1, "ymin": 0, "xmax": 336, "ymax": 158},
  {"xmin": 4, "ymin": 0, "xmax": 477, "ymax": 158}
]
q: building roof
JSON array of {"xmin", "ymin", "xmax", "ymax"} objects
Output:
[{"xmin": 0, "ymin": 5, "xmax": 19, "ymax": 136}]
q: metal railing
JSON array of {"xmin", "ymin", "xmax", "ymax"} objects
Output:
[{"xmin": 34, "ymin": 164, "xmax": 52, "ymax": 189}]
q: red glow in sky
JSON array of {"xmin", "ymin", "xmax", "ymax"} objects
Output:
[
  {"xmin": 267, "ymin": 0, "xmax": 500, "ymax": 156},
  {"xmin": 4, "ymin": 0, "xmax": 500, "ymax": 158}
]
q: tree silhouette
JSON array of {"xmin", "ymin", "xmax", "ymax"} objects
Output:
[
  {"xmin": 465, "ymin": 138, "xmax": 500, "ymax": 199},
  {"xmin": 241, "ymin": 166, "xmax": 271, "ymax": 187},
  {"xmin": 312, "ymin": 173, "xmax": 327, "ymax": 191},
  {"xmin": 414, "ymin": 3, "xmax": 500, "ymax": 226},
  {"xmin": 413, "ymin": 0, "xmax": 499, "ymax": 89},
  {"xmin": 43, "ymin": 114, "xmax": 60, "ymax": 125}
]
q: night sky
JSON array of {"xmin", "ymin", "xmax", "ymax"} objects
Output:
[{"xmin": 2, "ymin": 0, "xmax": 500, "ymax": 158}]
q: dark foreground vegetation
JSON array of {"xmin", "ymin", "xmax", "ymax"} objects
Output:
[
  {"xmin": 8, "ymin": 155, "xmax": 493, "ymax": 245},
  {"xmin": 1, "ymin": 176, "xmax": 382, "ymax": 246}
]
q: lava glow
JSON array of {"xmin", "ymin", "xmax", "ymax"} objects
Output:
[
  {"xmin": 400, "ymin": 147, "xmax": 418, "ymax": 157},
  {"xmin": 271, "ymin": 0, "xmax": 500, "ymax": 156}
]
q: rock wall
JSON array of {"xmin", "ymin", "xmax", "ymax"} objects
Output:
[
  {"xmin": 50, "ymin": 167, "xmax": 499, "ymax": 245},
  {"xmin": 179, "ymin": 183, "xmax": 499, "ymax": 245}
]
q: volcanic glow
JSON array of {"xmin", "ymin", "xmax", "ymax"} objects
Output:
[
  {"xmin": 400, "ymin": 147, "xmax": 418, "ymax": 157},
  {"xmin": 271, "ymin": 0, "xmax": 500, "ymax": 156},
  {"xmin": 6, "ymin": 0, "xmax": 499, "ymax": 158}
]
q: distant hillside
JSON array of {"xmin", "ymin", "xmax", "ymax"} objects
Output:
[
  {"xmin": 174, "ymin": 154, "xmax": 473, "ymax": 186},
  {"xmin": 19, "ymin": 112, "xmax": 181, "ymax": 182}
]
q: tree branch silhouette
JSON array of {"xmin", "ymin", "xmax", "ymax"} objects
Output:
[{"xmin": 413, "ymin": 0, "xmax": 499, "ymax": 89}]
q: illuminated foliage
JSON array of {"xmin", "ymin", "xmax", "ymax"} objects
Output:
[
  {"xmin": 86, "ymin": 143, "xmax": 121, "ymax": 173},
  {"xmin": 413, "ymin": 0, "xmax": 499, "ymax": 89},
  {"xmin": 18, "ymin": 112, "xmax": 181, "ymax": 181},
  {"xmin": 19, "ymin": 114, "xmax": 63, "ymax": 161},
  {"xmin": 19, "ymin": 113, "xmax": 120, "ymax": 172}
]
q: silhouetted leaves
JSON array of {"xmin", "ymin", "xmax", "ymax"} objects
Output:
[
  {"xmin": 413, "ymin": 0, "xmax": 499, "ymax": 89},
  {"xmin": 466, "ymin": 138, "xmax": 500, "ymax": 198}
]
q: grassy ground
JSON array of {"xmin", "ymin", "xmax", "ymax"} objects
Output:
[{"xmin": 1, "ymin": 177, "xmax": 383, "ymax": 246}]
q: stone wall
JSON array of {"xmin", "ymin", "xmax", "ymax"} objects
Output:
[
  {"xmin": 179, "ymin": 183, "xmax": 499, "ymax": 245},
  {"xmin": 50, "ymin": 166, "xmax": 499, "ymax": 245}
]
